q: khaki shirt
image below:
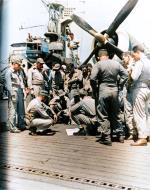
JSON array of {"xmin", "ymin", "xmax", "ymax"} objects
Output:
[
  {"xmin": 27, "ymin": 67, "xmax": 44, "ymax": 89},
  {"xmin": 26, "ymin": 98, "xmax": 51, "ymax": 121},
  {"xmin": 5, "ymin": 67, "xmax": 25, "ymax": 96}
]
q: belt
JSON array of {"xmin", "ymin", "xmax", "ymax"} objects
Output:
[
  {"xmin": 12, "ymin": 84, "xmax": 21, "ymax": 88},
  {"xmin": 134, "ymin": 82, "xmax": 148, "ymax": 88},
  {"xmin": 32, "ymin": 83, "xmax": 44, "ymax": 85}
]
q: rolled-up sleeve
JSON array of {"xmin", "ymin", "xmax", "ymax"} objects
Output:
[
  {"xmin": 36, "ymin": 104, "xmax": 51, "ymax": 119},
  {"xmin": 131, "ymin": 61, "xmax": 143, "ymax": 81}
]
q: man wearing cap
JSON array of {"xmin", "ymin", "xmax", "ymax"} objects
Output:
[
  {"xmin": 90, "ymin": 49, "xmax": 128, "ymax": 145},
  {"xmin": 51, "ymin": 63, "xmax": 65, "ymax": 94},
  {"xmin": 27, "ymin": 58, "xmax": 45, "ymax": 98},
  {"xmin": 65, "ymin": 63, "xmax": 82, "ymax": 100},
  {"xmin": 49, "ymin": 89, "xmax": 70, "ymax": 124},
  {"xmin": 26, "ymin": 90, "xmax": 57, "ymax": 135},
  {"xmin": 81, "ymin": 65, "xmax": 92, "ymax": 96},
  {"xmin": 5, "ymin": 56, "xmax": 26, "ymax": 132}
]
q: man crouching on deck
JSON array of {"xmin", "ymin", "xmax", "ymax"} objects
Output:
[{"xmin": 25, "ymin": 90, "xmax": 57, "ymax": 135}]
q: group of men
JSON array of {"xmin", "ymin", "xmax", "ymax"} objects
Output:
[{"xmin": 5, "ymin": 44, "xmax": 150, "ymax": 146}]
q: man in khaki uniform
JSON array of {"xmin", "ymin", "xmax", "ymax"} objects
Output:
[
  {"xmin": 65, "ymin": 64, "xmax": 82, "ymax": 100},
  {"xmin": 5, "ymin": 56, "xmax": 26, "ymax": 132},
  {"xmin": 26, "ymin": 90, "xmax": 57, "ymax": 135},
  {"xmin": 27, "ymin": 58, "xmax": 45, "ymax": 98}
]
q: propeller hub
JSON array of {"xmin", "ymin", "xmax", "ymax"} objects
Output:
[
  {"xmin": 94, "ymin": 31, "xmax": 119, "ymax": 59},
  {"xmin": 104, "ymin": 33, "xmax": 109, "ymax": 40}
]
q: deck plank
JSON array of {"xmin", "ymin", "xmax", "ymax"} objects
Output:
[{"xmin": 0, "ymin": 125, "xmax": 150, "ymax": 189}]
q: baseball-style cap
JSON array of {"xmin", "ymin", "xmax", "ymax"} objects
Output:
[
  {"xmin": 36, "ymin": 58, "xmax": 45, "ymax": 64},
  {"xmin": 38, "ymin": 90, "xmax": 49, "ymax": 97},
  {"xmin": 53, "ymin": 63, "xmax": 61, "ymax": 70}
]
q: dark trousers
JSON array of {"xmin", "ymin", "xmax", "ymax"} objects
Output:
[
  {"xmin": 71, "ymin": 113, "xmax": 98, "ymax": 135},
  {"xmin": 97, "ymin": 89, "xmax": 124, "ymax": 137},
  {"xmin": 17, "ymin": 88, "xmax": 25, "ymax": 129}
]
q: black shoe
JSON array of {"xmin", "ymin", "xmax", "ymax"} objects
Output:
[
  {"xmin": 73, "ymin": 128, "xmax": 86, "ymax": 136},
  {"xmin": 97, "ymin": 135, "xmax": 112, "ymax": 146},
  {"xmin": 99, "ymin": 139, "xmax": 112, "ymax": 146},
  {"xmin": 10, "ymin": 128, "xmax": 21, "ymax": 133},
  {"xmin": 19, "ymin": 127, "xmax": 26, "ymax": 131},
  {"xmin": 29, "ymin": 127, "xmax": 37, "ymax": 136},
  {"xmin": 146, "ymin": 136, "xmax": 150, "ymax": 142},
  {"xmin": 42, "ymin": 128, "xmax": 52, "ymax": 134},
  {"xmin": 29, "ymin": 131, "xmax": 38, "ymax": 136},
  {"xmin": 95, "ymin": 134, "xmax": 103, "ymax": 142},
  {"xmin": 36, "ymin": 130, "xmax": 55, "ymax": 136},
  {"xmin": 30, "ymin": 127, "xmax": 37, "ymax": 133}
]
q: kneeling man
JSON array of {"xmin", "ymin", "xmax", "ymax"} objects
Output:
[{"xmin": 26, "ymin": 90, "xmax": 57, "ymax": 135}]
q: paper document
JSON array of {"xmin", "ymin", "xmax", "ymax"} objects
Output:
[{"xmin": 66, "ymin": 128, "xmax": 79, "ymax": 136}]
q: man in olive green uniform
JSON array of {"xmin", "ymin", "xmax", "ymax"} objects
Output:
[{"xmin": 90, "ymin": 49, "xmax": 128, "ymax": 145}]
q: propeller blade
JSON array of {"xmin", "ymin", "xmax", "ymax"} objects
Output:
[
  {"xmin": 81, "ymin": 42, "xmax": 123, "ymax": 67},
  {"xmin": 71, "ymin": 14, "xmax": 98, "ymax": 38},
  {"xmin": 71, "ymin": 14, "xmax": 124, "ymax": 59},
  {"xmin": 106, "ymin": 0, "xmax": 138, "ymax": 37},
  {"xmin": 82, "ymin": 46, "xmax": 100, "ymax": 66},
  {"xmin": 71, "ymin": 14, "xmax": 106, "ymax": 43},
  {"xmin": 94, "ymin": 33, "xmax": 123, "ymax": 59},
  {"xmin": 105, "ymin": 41, "xmax": 124, "ymax": 59}
]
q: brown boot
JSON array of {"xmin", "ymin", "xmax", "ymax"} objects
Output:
[{"xmin": 130, "ymin": 138, "xmax": 147, "ymax": 146}]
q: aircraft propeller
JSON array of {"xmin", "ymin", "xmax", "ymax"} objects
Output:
[{"xmin": 71, "ymin": 0, "xmax": 138, "ymax": 65}]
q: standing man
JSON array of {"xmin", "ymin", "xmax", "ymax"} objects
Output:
[
  {"xmin": 5, "ymin": 56, "xmax": 26, "ymax": 132},
  {"xmin": 81, "ymin": 64, "xmax": 92, "ymax": 96},
  {"xmin": 65, "ymin": 63, "xmax": 82, "ymax": 100},
  {"xmin": 90, "ymin": 49, "xmax": 128, "ymax": 145},
  {"xmin": 130, "ymin": 45, "xmax": 150, "ymax": 146},
  {"xmin": 122, "ymin": 52, "xmax": 136, "ymax": 140},
  {"xmin": 51, "ymin": 63, "xmax": 65, "ymax": 94},
  {"xmin": 67, "ymin": 33, "xmax": 80, "ymax": 67},
  {"xmin": 27, "ymin": 58, "xmax": 45, "ymax": 98}
]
